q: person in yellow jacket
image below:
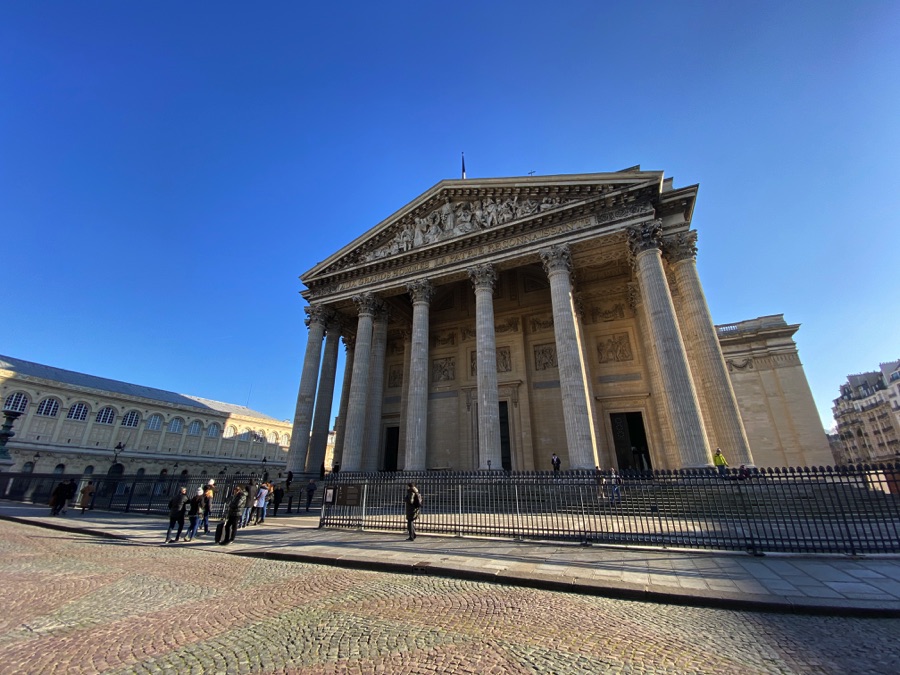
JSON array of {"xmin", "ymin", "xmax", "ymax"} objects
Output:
[{"xmin": 713, "ymin": 448, "xmax": 728, "ymax": 477}]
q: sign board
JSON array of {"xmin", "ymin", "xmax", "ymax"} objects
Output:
[{"xmin": 335, "ymin": 484, "xmax": 361, "ymax": 506}]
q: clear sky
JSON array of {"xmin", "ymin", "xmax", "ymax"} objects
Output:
[{"xmin": 2, "ymin": 2, "xmax": 898, "ymax": 432}]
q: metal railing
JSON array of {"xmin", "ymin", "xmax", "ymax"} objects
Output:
[{"xmin": 320, "ymin": 465, "xmax": 900, "ymax": 554}]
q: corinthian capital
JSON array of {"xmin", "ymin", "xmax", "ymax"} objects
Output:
[
  {"xmin": 406, "ymin": 279, "xmax": 435, "ymax": 304},
  {"xmin": 467, "ymin": 263, "xmax": 497, "ymax": 291},
  {"xmin": 664, "ymin": 230, "xmax": 698, "ymax": 264},
  {"xmin": 352, "ymin": 292, "xmax": 382, "ymax": 316},
  {"xmin": 627, "ymin": 220, "xmax": 663, "ymax": 256},
  {"xmin": 539, "ymin": 244, "xmax": 572, "ymax": 277},
  {"xmin": 305, "ymin": 304, "xmax": 334, "ymax": 329}
]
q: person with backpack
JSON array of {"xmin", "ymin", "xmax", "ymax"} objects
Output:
[{"xmin": 404, "ymin": 483, "xmax": 422, "ymax": 541}]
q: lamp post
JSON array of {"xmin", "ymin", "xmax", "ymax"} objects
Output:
[
  {"xmin": 0, "ymin": 409, "xmax": 22, "ymax": 468},
  {"xmin": 112, "ymin": 442, "xmax": 125, "ymax": 465}
]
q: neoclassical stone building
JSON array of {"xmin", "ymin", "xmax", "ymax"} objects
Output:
[
  {"xmin": 1, "ymin": 355, "xmax": 294, "ymax": 478},
  {"xmin": 287, "ymin": 168, "xmax": 829, "ymax": 473}
]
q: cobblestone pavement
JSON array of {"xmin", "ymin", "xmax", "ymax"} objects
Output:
[{"xmin": 2, "ymin": 521, "xmax": 899, "ymax": 675}]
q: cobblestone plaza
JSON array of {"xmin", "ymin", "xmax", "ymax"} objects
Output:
[{"xmin": 1, "ymin": 521, "xmax": 898, "ymax": 674}]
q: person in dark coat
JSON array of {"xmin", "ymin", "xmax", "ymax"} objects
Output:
[
  {"xmin": 49, "ymin": 481, "xmax": 68, "ymax": 516},
  {"xmin": 185, "ymin": 488, "xmax": 205, "ymax": 542},
  {"xmin": 200, "ymin": 481, "xmax": 215, "ymax": 534},
  {"xmin": 272, "ymin": 484, "xmax": 284, "ymax": 516},
  {"xmin": 305, "ymin": 479, "xmax": 317, "ymax": 512},
  {"xmin": 220, "ymin": 485, "xmax": 247, "ymax": 545},
  {"xmin": 165, "ymin": 487, "xmax": 189, "ymax": 543},
  {"xmin": 404, "ymin": 483, "xmax": 422, "ymax": 541}
]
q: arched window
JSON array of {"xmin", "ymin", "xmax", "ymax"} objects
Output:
[
  {"xmin": 53, "ymin": 463, "xmax": 66, "ymax": 474},
  {"xmin": 252, "ymin": 430, "xmax": 264, "ymax": 443},
  {"xmin": 282, "ymin": 433, "xmax": 290, "ymax": 446},
  {"xmin": 36, "ymin": 398, "xmax": 60, "ymax": 417},
  {"xmin": 146, "ymin": 414, "xmax": 163, "ymax": 431},
  {"xmin": 224, "ymin": 426, "xmax": 236, "ymax": 439},
  {"xmin": 159, "ymin": 469, "xmax": 168, "ymax": 476},
  {"xmin": 187, "ymin": 420, "xmax": 203, "ymax": 436},
  {"xmin": 121, "ymin": 411, "xmax": 141, "ymax": 427},
  {"xmin": 206, "ymin": 423, "xmax": 221, "ymax": 438},
  {"xmin": 167, "ymin": 418, "xmax": 184, "ymax": 433},
  {"xmin": 67, "ymin": 403, "xmax": 90, "ymax": 421},
  {"xmin": 180, "ymin": 469, "xmax": 189, "ymax": 477},
  {"xmin": 3, "ymin": 392, "xmax": 28, "ymax": 413},
  {"xmin": 83, "ymin": 465, "xmax": 94, "ymax": 475},
  {"xmin": 95, "ymin": 407, "xmax": 116, "ymax": 425},
  {"xmin": 22, "ymin": 462, "xmax": 34, "ymax": 473},
  {"xmin": 267, "ymin": 431, "xmax": 278, "ymax": 444},
  {"xmin": 239, "ymin": 428, "xmax": 252, "ymax": 441}
]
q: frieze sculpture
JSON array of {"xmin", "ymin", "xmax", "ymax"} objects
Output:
[
  {"xmin": 470, "ymin": 348, "xmax": 513, "ymax": 376},
  {"xmin": 388, "ymin": 364, "xmax": 403, "ymax": 388},
  {"xmin": 530, "ymin": 315, "xmax": 554, "ymax": 333},
  {"xmin": 590, "ymin": 303, "xmax": 626, "ymax": 323},
  {"xmin": 626, "ymin": 220, "xmax": 663, "ymax": 256}
]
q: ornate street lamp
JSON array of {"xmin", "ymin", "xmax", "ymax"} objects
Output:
[
  {"xmin": 112, "ymin": 442, "xmax": 126, "ymax": 465},
  {"xmin": 0, "ymin": 409, "xmax": 23, "ymax": 466}
]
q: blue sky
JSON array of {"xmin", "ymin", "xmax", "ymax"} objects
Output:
[{"xmin": 2, "ymin": 1, "xmax": 898, "ymax": 432}]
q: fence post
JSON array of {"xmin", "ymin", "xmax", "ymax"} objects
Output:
[
  {"xmin": 125, "ymin": 477, "xmax": 137, "ymax": 512},
  {"xmin": 359, "ymin": 481, "xmax": 368, "ymax": 531}
]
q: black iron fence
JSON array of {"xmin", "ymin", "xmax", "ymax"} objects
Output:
[
  {"xmin": 0, "ymin": 471, "xmax": 321, "ymax": 517},
  {"xmin": 320, "ymin": 465, "xmax": 900, "ymax": 555}
]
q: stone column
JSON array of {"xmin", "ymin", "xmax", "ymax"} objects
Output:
[
  {"xmin": 362, "ymin": 306, "xmax": 390, "ymax": 472},
  {"xmin": 396, "ymin": 329, "xmax": 411, "ymax": 470},
  {"xmin": 666, "ymin": 231, "xmax": 754, "ymax": 466},
  {"xmin": 305, "ymin": 315, "xmax": 342, "ymax": 473},
  {"xmin": 404, "ymin": 280, "xmax": 433, "ymax": 471},
  {"xmin": 330, "ymin": 336, "xmax": 355, "ymax": 471},
  {"xmin": 628, "ymin": 221, "xmax": 711, "ymax": 467},
  {"xmin": 539, "ymin": 244, "xmax": 598, "ymax": 469},
  {"xmin": 286, "ymin": 305, "xmax": 331, "ymax": 474},
  {"xmin": 340, "ymin": 294, "xmax": 380, "ymax": 471},
  {"xmin": 468, "ymin": 264, "xmax": 502, "ymax": 469}
]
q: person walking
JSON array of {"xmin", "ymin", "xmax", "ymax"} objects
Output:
[
  {"xmin": 49, "ymin": 481, "xmax": 68, "ymax": 516},
  {"xmin": 305, "ymin": 479, "xmax": 317, "ymax": 512},
  {"xmin": 165, "ymin": 487, "xmax": 189, "ymax": 543},
  {"xmin": 78, "ymin": 481, "xmax": 95, "ymax": 514},
  {"xmin": 242, "ymin": 479, "xmax": 258, "ymax": 527},
  {"xmin": 404, "ymin": 483, "xmax": 422, "ymax": 541},
  {"xmin": 184, "ymin": 488, "xmax": 205, "ymax": 542},
  {"xmin": 220, "ymin": 485, "xmax": 247, "ymax": 546},
  {"xmin": 63, "ymin": 479, "xmax": 77, "ymax": 514},
  {"xmin": 200, "ymin": 481, "xmax": 215, "ymax": 535},
  {"xmin": 272, "ymin": 484, "xmax": 284, "ymax": 516},
  {"xmin": 607, "ymin": 468, "xmax": 623, "ymax": 505},
  {"xmin": 713, "ymin": 448, "xmax": 729, "ymax": 477},
  {"xmin": 253, "ymin": 482, "xmax": 270, "ymax": 525},
  {"xmin": 551, "ymin": 453, "xmax": 561, "ymax": 472}
]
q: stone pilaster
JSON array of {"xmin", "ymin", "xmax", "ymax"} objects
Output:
[
  {"xmin": 362, "ymin": 306, "xmax": 390, "ymax": 472},
  {"xmin": 286, "ymin": 305, "xmax": 331, "ymax": 474},
  {"xmin": 305, "ymin": 316, "xmax": 342, "ymax": 473},
  {"xmin": 468, "ymin": 264, "xmax": 502, "ymax": 469},
  {"xmin": 627, "ymin": 221, "xmax": 711, "ymax": 467},
  {"xmin": 404, "ymin": 280, "xmax": 433, "ymax": 471},
  {"xmin": 330, "ymin": 336, "xmax": 355, "ymax": 470},
  {"xmin": 666, "ymin": 231, "xmax": 754, "ymax": 466},
  {"xmin": 340, "ymin": 293, "xmax": 381, "ymax": 471},
  {"xmin": 539, "ymin": 244, "xmax": 598, "ymax": 469}
]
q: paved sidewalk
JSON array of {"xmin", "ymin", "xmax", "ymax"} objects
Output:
[{"xmin": 2, "ymin": 502, "xmax": 899, "ymax": 617}]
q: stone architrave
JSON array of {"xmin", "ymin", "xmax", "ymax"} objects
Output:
[
  {"xmin": 362, "ymin": 306, "xmax": 390, "ymax": 471},
  {"xmin": 666, "ymin": 231, "xmax": 754, "ymax": 466},
  {"xmin": 627, "ymin": 221, "xmax": 711, "ymax": 467},
  {"xmin": 404, "ymin": 280, "xmax": 433, "ymax": 471},
  {"xmin": 341, "ymin": 293, "xmax": 381, "ymax": 471},
  {"xmin": 305, "ymin": 316, "xmax": 342, "ymax": 473},
  {"xmin": 468, "ymin": 264, "xmax": 502, "ymax": 469},
  {"xmin": 330, "ymin": 336, "xmax": 355, "ymax": 470},
  {"xmin": 286, "ymin": 305, "xmax": 331, "ymax": 474},
  {"xmin": 539, "ymin": 244, "xmax": 598, "ymax": 469}
]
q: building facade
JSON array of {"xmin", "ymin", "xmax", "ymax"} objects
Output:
[
  {"xmin": 832, "ymin": 360, "xmax": 900, "ymax": 464},
  {"xmin": 286, "ymin": 168, "xmax": 829, "ymax": 474},
  {"xmin": 0, "ymin": 355, "xmax": 294, "ymax": 479}
]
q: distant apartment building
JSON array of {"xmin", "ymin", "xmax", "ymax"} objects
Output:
[{"xmin": 832, "ymin": 360, "xmax": 900, "ymax": 464}]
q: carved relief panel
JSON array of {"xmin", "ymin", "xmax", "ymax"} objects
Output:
[
  {"xmin": 432, "ymin": 357, "xmax": 456, "ymax": 383},
  {"xmin": 469, "ymin": 347, "xmax": 513, "ymax": 376},
  {"xmin": 534, "ymin": 344, "xmax": 558, "ymax": 371},
  {"xmin": 388, "ymin": 364, "xmax": 404, "ymax": 388},
  {"xmin": 596, "ymin": 332, "xmax": 634, "ymax": 364}
]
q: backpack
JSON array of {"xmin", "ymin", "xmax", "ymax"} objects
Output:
[{"xmin": 412, "ymin": 492, "xmax": 422, "ymax": 509}]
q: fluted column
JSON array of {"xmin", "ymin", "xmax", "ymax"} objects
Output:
[
  {"xmin": 286, "ymin": 305, "xmax": 331, "ymax": 474},
  {"xmin": 341, "ymin": 293, "xmax": 380, "ymax": 471},
  {"xmin": 666, "ymin": 231, "xmax": 754, "ymax": 465},
  {"xmin": 539, "ymin": 244, "xmax": 598, "ymax": 469},
  {"xmin": 468, "ymin": 264, "xmax": 502, "ymax": 469},
  {"xmin": 306, "ymin": 315, "xmax": 342, "ymax": 473},
  {"xmin": 628, "ymin": 221, "xmax": 711, "ymax": 467},
  {"xmin": 362, "ymin": 306, "xmax": 390, "ymax": 472},
  {"xmin": 330, "ymin": 336, "xmax": 355, "ymax": 470},
  {"xmin": 404, "ymin": 280, "xmax": 433, "ymax": 471}
]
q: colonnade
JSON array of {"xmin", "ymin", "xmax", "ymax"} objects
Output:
[{"xmin": 286, "ymin": 224, "xmax": 753, "ymax": 474}]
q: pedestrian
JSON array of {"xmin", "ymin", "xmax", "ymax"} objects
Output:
[
  {"xmin": 49, "ymin": 481, "xmax": 68, "ymax": 516},
  {"xmin": 242, "ymin": 479, "xmax": 258, "ymax": 527},
  {"xmin": 404, "ymin": 483, "xmax": 422, "ymax": 541},
  {"xmin": 272, "ymin": 484, "xmax": 284, "ymax": 516},
  {"xmin": 253, "ymin": 482, "xmax": 269, "ymax": 524},
  {"xmin": 713, "ymin": 448, "xmax": 728, "ymax": 477},
  {"xmin": 185, "ymin": 488, "xmax": 205, "ymax": 541},
  {"xmin": 332, "ymin": 463, "xmax": 340, "ymax": 474},
  {"xmin": 165, "ymin": 487, "xmax": 189, "ymax": 543},
  {"xmin": 63, "ymin": 479, "xmax": 77, "ymax": 514},
  {"xmin": 305, "ymin": 478, "xmax": 317, "ymax": 512},
  {"xmin": 220, "ymin": 485, "xmax": 246, "ymax": 546},
  {"xmin": 79, "ymin": 481, "xmax": 95, "ymax": 514},
  {"xmin": 607, "ymin": 468, "xmax": 622, "ymax": 505},
  {"xmin": 319, "ymin": 463, "xmax": 325, "ymax": 480},
  {"xmin": 551, "ymin": 453, "xmax": 561, "ymax": 472},
  {"xmin": 738, "ymin": 464, "xmax": 750, "ymax": 481},
  {"xmin": 201, "ymin": 481, "xmax": 215, "ymax": 534},
  {"xmin": 285, "ymin": 471, "xmax": 294, "ymax": 491}
]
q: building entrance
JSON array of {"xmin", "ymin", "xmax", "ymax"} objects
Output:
[
  {"xmin": 383, "ymin": 426, "xmax": 399, "ymax": 472},
  {"xmin": 499, "ymin": 401, "xmax": 511, "ymax": 471},
  {"xmin": 609, "ymin": 412, "xmax": 652, "ymax": 471}
]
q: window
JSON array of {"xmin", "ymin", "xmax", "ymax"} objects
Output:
[
  {"xmin": 223, "ymin": 426, "xmax": 236, "ymax": 439},
  {"xmin": 239, "ymin": 429, "xmax": 252, "ymax": 441},
  {"xmin": 187, "ymin": 420, "xmax": 202, "ymax": 436},
  {"xmin": 252, "ymin": 430, "xmax": 264, "ymax": 443},
  {"xmin": 3, "ymin": 392, "xmax": 28, "ymax": 412},
  {"xmin": 36, "ymin": 398, "xmax": 60, "ymax": 417},
  {"xmin": 146, "ymin": 414, "xmax": 163, "ymax": 431},
  {"xmin": 167, "ymin": 418, "xmax": 184, "ymax": 433},
  {"xmin": 121, "ymin": 411, "xmax": 141, "ymax": 427},
  {"xmin": 267, "ymin": 431, "xmax": 278, "ymax": 444},
  {"xmin": 96, "ymin": 407, "xmax": 116, "ymax": 425},
  {"xmin": 136, "ymin": 468, "xmax": 145, "ymax": 477},
  {"xmin": 22, "ymin": 462, "xmax": 34, "ymax": 473},
  {"xmin": 53, "ymin": 463, "xmax": 65, "ymax": 474},
  {"xmin": 83, "ymin": 465, "xmax": 94, "ymax": 475},
  {"xmin": 67, "ymin": 403, "xmax": 89, "ymax": 421},
  {"xmin": 282, "ymin": 433, "xmax": 290, "ymax": 446},
  {"xmin": 206, "ymin": 423, "xmax": 220, "ymax": 438}
]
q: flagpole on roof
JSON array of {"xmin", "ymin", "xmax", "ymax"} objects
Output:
[{"xmin": 461, "ymin": 152, "xmax": 466, "ymax": 180}]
